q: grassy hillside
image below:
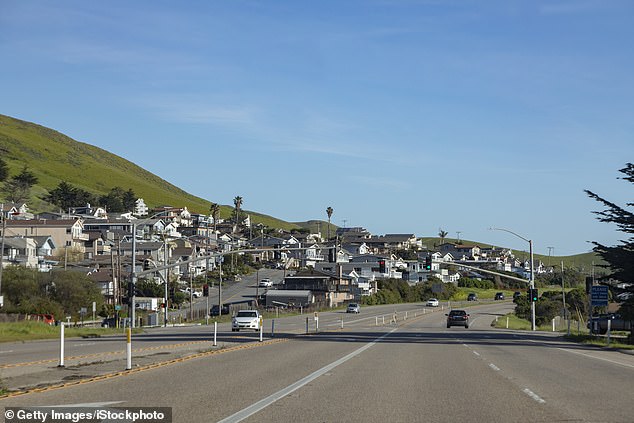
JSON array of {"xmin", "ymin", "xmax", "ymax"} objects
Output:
[{"xmin": 0, "ymin": 114, "xmax": 299, "ymax": 230}]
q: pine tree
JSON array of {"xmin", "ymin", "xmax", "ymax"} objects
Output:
[{"xmin": 585, "ymin": 163, "xmax": 634, "ymax": 323}]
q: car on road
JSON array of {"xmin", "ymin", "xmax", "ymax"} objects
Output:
[
  {"xmin": 258, "ymin": 278, "xmax": 273, "ymax": 288},
  {"xmin": 513, "ymin": 291, "xmax": 522, "ymax": 300},
  {"xmin": 494, "ymin": 292, "xmax": 505, "ymax": 300},
  {"xmin": 426, "ymin": 298, "xmax": 439, "ymax": 307},
  {"xmin": 232, "ymin": 310, "xmax": 261, "ymax": 332},
  {"xmin": 210, "ymin": 304, "xmax": 231, "ymax": 316},
  {"xmin": 446, "ymin": 310, "xmax": 470, "ymax": 328},
  {"xmin": 192, "ymin": 290, "xmax": 202, "ymax": 298},
  {"xmin": 467, "ymin": 293, "xmax": 478, "ymax": 301},
  {"xmin": 346, "ymin": 303, "xmax": 360, "ymax": 313}
]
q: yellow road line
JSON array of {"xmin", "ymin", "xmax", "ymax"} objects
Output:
[
  {"xmin": 0, "ymin": 338, "xmax": 246, "ymax": 369},
  {"xmin": 0, "ymin": 338, "xmax": 288, "ymax": 399}
]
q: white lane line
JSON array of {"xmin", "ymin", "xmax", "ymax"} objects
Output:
[
  {"xmin": 489, "ymin": 363, "xmax": 500, "ymax": 371},
  {"xmin": 72, "ymin": 342, "xmax": 96, "ymax": 347},
  {"xmin": 0, "ymin": 350, "xmax": 14, "ymax": 354},
  {"xmin": 473, "ymin": 351, "xmax": 481, "ymax": 357},
  {"xmin": 218, "ymin": 328, "xmax": 398, "ymax": 423},
  {"xmin": 523, "ymin": 388, "xmax": 546, "ymax": 404},
  {"xmin": 556, "ymin": 347, "xmax": 634, "ymax": 369}
]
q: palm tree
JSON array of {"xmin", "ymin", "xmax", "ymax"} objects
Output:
[
  {"xmin": 438, "ymin": 228, "xmax": 448, "ymax": 246},
  {"xmin": 233, "ymin": 196, "xmax": 243, "ymax": 227},
  {"xmin": 209, "ymin": 202, "xmax": 220, "ymax": 234},
  {"xmin": 326, "ymin": 206, "xmax": 334, "ymax": 240}
]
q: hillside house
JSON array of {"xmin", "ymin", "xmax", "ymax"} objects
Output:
[{"xmin": 4, "ymin": 218, "xmax": 88, "ymax": 256}]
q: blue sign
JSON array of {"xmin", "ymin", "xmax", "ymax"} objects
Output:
[{"xmin": 591, "ymin": 285, "xmax": 609, "ymax": 307}]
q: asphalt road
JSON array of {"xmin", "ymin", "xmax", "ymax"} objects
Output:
[{"xmin": 2, "ymin": 302, "xmax": 633, "ymax": 422}]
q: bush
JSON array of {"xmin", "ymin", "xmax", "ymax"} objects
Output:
[
  {"xmin": 361, "ymin": 278, "xmax": 457, "ymax": 305},
  {"xmin": 458, "ymin": 278, "xmax": 494, "ymax": 290}
]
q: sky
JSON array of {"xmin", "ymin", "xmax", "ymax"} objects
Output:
[{"xmin": 1, "ymin": 0, "xmax": 632, "ymax": 256}]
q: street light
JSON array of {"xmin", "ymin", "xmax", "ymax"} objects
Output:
[{"xmin": 489, "ymin": 227, "xmax": 536, "ymax": 331}]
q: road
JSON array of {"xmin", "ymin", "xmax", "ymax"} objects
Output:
[
  {"xmin": 169, "ymin": 269, "xmax": 287, "ymax": 321},
  {"xmin": 2, "ymin": 302, "xmax": 633, "ymax": 422}
]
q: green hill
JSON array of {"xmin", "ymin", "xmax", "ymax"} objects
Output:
[{"xmin": 0, "ymin": 114, "xmax": 299, "ymax": 230}]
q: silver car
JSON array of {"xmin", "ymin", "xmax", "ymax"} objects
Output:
[{"xmin": 346, "ymin": 303, "xmax": 360, "ymax": 313}]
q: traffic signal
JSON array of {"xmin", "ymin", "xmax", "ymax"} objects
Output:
[
  {"xmin": 378, "ymin": 260, "xmax": 386, "ymax": 273},
  {"xmin": 424, "ymin": 256, "xmax": 432, "ymax": 271},
  {"xmin": 529, "ymin": 288, "xmax": 538, "ymax": 302},
  {"xmin": 203, "ymin": 284, "xmax": 209, "ymax": 297}
]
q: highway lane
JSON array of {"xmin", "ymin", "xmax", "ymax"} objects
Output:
[{"xmin": 3, "ymin": 302, "xmax": 633, "ymax": 422}]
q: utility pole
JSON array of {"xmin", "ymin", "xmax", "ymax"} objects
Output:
[{"xmin": 0, "ymin": 204, "xmax": 6, "ymax": 306}]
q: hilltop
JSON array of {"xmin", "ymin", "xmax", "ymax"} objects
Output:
[{"xmin": 0, "ymin": 114, "xmax": 300, "ymax": 230}]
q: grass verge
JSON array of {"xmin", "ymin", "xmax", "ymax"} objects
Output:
[
  {"xmin": 0, "ymin": 321, "xmax": 142, "ymax": 343},
  {"xmin": 492, "ymin": 313, "xmax": 633, "ymax": 349}
]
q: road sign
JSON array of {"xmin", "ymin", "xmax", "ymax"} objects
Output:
[{"xmin": 591, "ymin": 285, "xmax": 609, "ymax": 307}]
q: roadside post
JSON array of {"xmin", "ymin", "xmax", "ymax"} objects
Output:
[
  {"xmin": 305, "ymin": 317, "xmax": 309, "ymax": 334},
  {"xmin": 259, "ymin": 316, "xmax": 263, "ymax": 342},
  {"xmin": 125, "ymin": 327, "xmax": 132, "ymax": 370},
  {"xmin": 58, "ymin": 322, "xmax": 65, "ymax": 367},
  {"xmin": 271, "ymin": 319, "xmax": 275, "ymax": 338},
  {"xmin": 314, "ymin": 312, "xmax": 319, "ymax": 333},
  {"xmin": 341, "ymin": 317, "xmax": 344, "ymax": 329},
  {"xmin": 213, "ymin": 322, "xmax": 217, "ymax": 346},
  {"xmin": 607, "ymin": 319, "xmax": 612, "ymax": 347}
]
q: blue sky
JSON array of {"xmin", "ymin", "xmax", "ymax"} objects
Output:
[{"xmin": 1, "ymin": 0, "xmax": 632, "ymax": 256}]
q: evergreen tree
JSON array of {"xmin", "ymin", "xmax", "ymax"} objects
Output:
[
  {"xmin": 0, "ymin": 157, "xmax": 8, "ymax": 182},
  {"xmin": 585, "ymin": 163, "xmax": 634, "ymax": 322},
  {"xmin": 2, "ymin": 166, "xmax": 38, "ymax": 203}
]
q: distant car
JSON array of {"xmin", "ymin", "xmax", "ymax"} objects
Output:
[
  {"xmin": 101, "ymin": 317, "xmax": 117, "ymax": 328},
  {"xmin": 446, "ymin": 310, "xmax": 470, "ymax": 328},
  {"xmin": 426, "ymin": 298, "xmax": 439, "ymax": 307},
  {"xmin": 513, "ymin": 291, "xmax": 521, "ymax": 300},
  {"xmin": 494, "ymin": 292, "xmax": 505, "ymax": 300},
  {"xmin": 210, "ymin": 304, "xmax": 230, "ymax": 316},
  {"xmin": 232, "ymin": 310, "xmax": 261, "ymax": 332},
  {"xmin": 258, "ymin": 278, "xmax": 273, "ymax": 288},
  {"xmin": 192, "ymin": 290, "xmax": 202, "ymax": 298},
  {"xmin": 467, "ymin": 293, "xmax": 478, "ymax": 301},
  {"xmin": 347, "ymin": 303, "xmax": 360, "ymax": 313}
]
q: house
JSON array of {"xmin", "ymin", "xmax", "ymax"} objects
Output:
[
  {"xmin": 134, "ymin": 198, "xmax": 149, "ymax": 217},
  {"xmin": 439, "ymin": 243, "xmax": 482, "ymax": 260},
  {"xmin": 2, "ymin": 203, "xmax": 33, "ymax": 220},
  {"xmin": 282, "ymin": 268, "xmax": 354, "ymax": 307},
  {"xmin": 1, "ymin": 237, "xmax": 38, "ymax": 268},
  {"xmin": 4, "ymin": 218, "xmax": 89, "ymax": 256},
  {"xmin": 70, "ymin": 203, "xmax": 108, "ymax": 219}
]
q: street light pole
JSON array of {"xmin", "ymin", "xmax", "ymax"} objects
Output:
[
  {"xmin": 490, "ymin": 227, "xmax": 536, "ymax": 331},
  {"xmin": 130, "ymin": 222, "xmax": 137, "ymax": 328}
]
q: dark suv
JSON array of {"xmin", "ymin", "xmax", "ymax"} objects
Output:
[
  {"xmin": 494, "ymin": 292, "xmax": 505, "ymax": 300},
  {"xmin": 210, "ymin": 304, "xmax": 231, "ymax": 316},
  {"xmin": 446, "ymin": 310, "xmax": 470, "ymax": 328},
  {"xmin": 467, "ymin": 293, "xmax": 478, "ymax": 301}
]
